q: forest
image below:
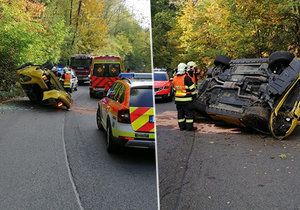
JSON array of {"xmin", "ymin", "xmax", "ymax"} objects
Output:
[
  {"xmin": 0, "ymin": 0, "xmax": 151, "ymax": 95},
  {"xmin": 151, "ymin": 0, "xmax": 300, "ymax": 70}
]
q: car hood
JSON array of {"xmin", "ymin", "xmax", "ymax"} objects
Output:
[{"xmin": 154, "ymin": 81, "xmax": 170, "ymax": 88}]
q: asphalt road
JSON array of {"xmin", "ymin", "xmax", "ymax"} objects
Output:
[
  {"xmin": 156, "ymin": 100, "xmax": 300, "ymax": 210},
  {"xmin": 0, "ymin": 86, "xmax": 157, "ymax": 210}
]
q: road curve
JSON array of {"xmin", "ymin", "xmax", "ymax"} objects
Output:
[{"xmin": 0, "ymin": 86, "xmax": 157, "ymax": 210}]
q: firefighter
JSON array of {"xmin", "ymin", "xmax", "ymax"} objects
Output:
[
  {"xmin": 62, "ymin": 67, "xmax": 72, "ymax": 93},
  {"xmin": 187, "ymin": 61, "xmax": 199, "ymax": 86},
  {"xmin": 172, "ymin": 63, "xmax": 198, "ymax": 131}
]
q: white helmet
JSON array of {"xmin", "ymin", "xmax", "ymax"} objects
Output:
[
  {"xmin": 177, "ymin": 63, "xmax": 187, "ymax": 75},
  {"xmin": 187, "ymin": 61, "xmax": 197, "ymax": 71}
]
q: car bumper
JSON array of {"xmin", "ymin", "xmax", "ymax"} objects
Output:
[
  {"xmin": 77, "ymin": 76, "xmax": 89, "ymax": 81},
  {"xmin": 112, "ymin": 123, "xmax": 155, "ymax": 149},
  {"xmin": 125, "ymin": 140, "xmax": 155, "ymax": 149}
]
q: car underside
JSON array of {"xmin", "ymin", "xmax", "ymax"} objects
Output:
[{"xmin": 194, "ymin": 51, "xmax": 300, "ymax": 139}]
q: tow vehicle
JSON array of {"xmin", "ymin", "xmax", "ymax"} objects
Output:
[
  {"xmin": 89, "ymin": 55, "xmax": 125, "ymax": 98},
  {"xmin": 17, "ymin": 63, "xmax": 72, "ymax": 109},
  {"xmin": 194, "ymin": 51, "xmax": 300, "ymax": 139},
  {"xmin": 70, "ymin": 54, "xmax": 92, "ymax": 84},
  {"xmin": 96, "ymin": 75, "xmax": 155, "ymax": 152},
  {"xmin": 154, "ymin": 70, "xmax": 173, "ymax": 102}
]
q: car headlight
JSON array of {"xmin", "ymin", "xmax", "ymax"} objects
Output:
[{"xmin": 19, "ymin": 74, "xmax": 32, "ymax": 82}]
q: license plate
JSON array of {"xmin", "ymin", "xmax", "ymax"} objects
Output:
[{"xmin": 149, "ymin": 115, "xmax": 154, "ymax": 123}]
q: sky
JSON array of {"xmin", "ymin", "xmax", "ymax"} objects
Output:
[{"xmin": 124, "ymin": 0, "xmax": 151, "ymax": 28}]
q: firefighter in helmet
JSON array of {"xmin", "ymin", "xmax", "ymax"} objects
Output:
[
  {"xmin": 187, "ymin": 61, "xmax": 199, "ymax": 86},
  {"xmin": 62, "ymin": 67, "xmax": 72, "ymax": 93},
  {"xmin": 172, "ymin": 63, "xmax": 198, "ymax": 131}
]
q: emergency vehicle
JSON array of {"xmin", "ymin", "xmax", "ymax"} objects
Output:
[
  {"xmin": 89, "ymin": 55, "xmax": 125, "ymax": 98},
  {"xmin": 96, "ymin": 75, "xmax": 155, "ymax": 153},
  {"xmin": 70, "ymin": 54, "xmax": 92, "ymax": 84}
]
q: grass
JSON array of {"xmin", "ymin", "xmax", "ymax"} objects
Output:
[{"xmin": 0, "ymin": 84, "xmax": 25, "ymax": 102}]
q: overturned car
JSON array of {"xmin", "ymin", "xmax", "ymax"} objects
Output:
[
  {"xmin": 195, "ymin": 51, "xmax": 300, "ymax": 139},
  {"xmin": 17, "ymin": 63, "xmax": 72, "ymax": 109}
]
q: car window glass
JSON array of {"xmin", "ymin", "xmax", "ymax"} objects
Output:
[
  {"xmin": 93, "ymin": 63, "xmax": 120, "ymax": 77},
  {"xmin": 107, "ymin": 83, "xmax": 117, "ymax": 99},
  {"xmin": 154, "ymin": 73, "xmax": 168, "ymax": 81},
  {"xmin": 113, "ymin": 83, "xmax": 125, "ymax": 103},
  {"xmin": 130, "ymin": 87, "xmax": 153, "ymax": 107}
]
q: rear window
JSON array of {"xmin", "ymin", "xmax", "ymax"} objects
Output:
[
  {"xmin": 93, "ymin": 63, "xmax": 120, "ymax": 77},
  {"xmin": 154, "ymin": 73, "xmax": 168, "ymax": 81},
  {"xmin": 130, "ymin": 87, "xmax": 153, "ymax": 107}
]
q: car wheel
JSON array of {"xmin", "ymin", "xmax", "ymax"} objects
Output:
[
  {"xmin": 214, "ymin": 55, "xmax": 231, "ymax": 67},
  {"xmin": 96, "ymin": 108, "xmax": 104, "ymax": 131},
  {"xmin": 269, "ymin": 51, "xmax": 294, "ymax": 73},
  {"xmin": 106, "ymin": 121, "xmax": 117, "ymax": 153},
  {"xmin": 89, "ymin": 89, "xmax": 94, "ymax": 98}
]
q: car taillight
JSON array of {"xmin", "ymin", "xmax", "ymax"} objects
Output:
[{"xmin": 118, "ymin": 109, "xmax": 131, "ymax": 124}]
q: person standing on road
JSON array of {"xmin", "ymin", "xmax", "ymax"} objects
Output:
[
  {"xmin": 62, "ymin": 67, "xmax": 72, "ymax": 93},
  {"xmin": 187, "ymin": 61, "xmax": 200, "ymax": 87},
  {"xmin": 172, "ymin": 63, "xmax": 198, "ymax": 131}
]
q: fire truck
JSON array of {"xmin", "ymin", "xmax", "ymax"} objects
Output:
[
  {"xmin": 70, "ymin": 54, "xmax": 92, "ymax": 84},
  {"xmin": 89, "ymin": 55, "xmax": 125, "ymax": 98}
]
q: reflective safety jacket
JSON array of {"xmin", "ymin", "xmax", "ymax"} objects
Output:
[
  {"xmin": 172, "ymin": 74, "xmax": 197, "ymax": 104},
  {"xmin": 187, "ymin": 71, "xmax": 196, "ymax": 85},
  {"xmin": 63, "ymin": 73, "xmax": 71, "ymax": 88}
]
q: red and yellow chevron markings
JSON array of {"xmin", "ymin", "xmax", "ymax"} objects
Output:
[{"xmin": 130, "ymin": 107, "xmax": 155, "ymax": 132}]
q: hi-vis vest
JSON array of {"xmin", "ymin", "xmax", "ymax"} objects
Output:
[
  {"xmin": 64, "ymin": 73, "xmax": 71, "ymax": 88},
  {"xmin": 172, "ymin": 75, "xmax": 193, "ymax": 102},
  {"xmin": 188, "ymin": 72, "xmax": 196, "ymax": 85}
]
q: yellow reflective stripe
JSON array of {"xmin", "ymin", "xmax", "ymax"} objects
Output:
[
  {"xmin": 178, "ymin": 119, "xmax": 185, "ymax": 122},
  {"xmin": 186, "ymin": 119, "xmax": 193, "ymax": 123},
  {"xmin": 191, "ymin": 90, "xmax": 198, "ymax": 95},
  {"xmin": 175, "ymin": 97, "xmax": 192, "ymax": 102},
  {"xmin": 189, "ymin": 84, "xmax": 196, "ymax": 89},
  {"xmin": 130, "ymin": 107, "xmax": 154, "ymax": 131}
]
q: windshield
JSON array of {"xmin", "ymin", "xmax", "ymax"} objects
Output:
[
  {"xmin": 93, "ymin": 63, "xmax": 120, "ymax": 77},
  {"xmin": 130, "ymin": 87, "xmax": 153, "ymax": 107},
  {"xmin": 70, "ymin": 58, "xmax": 91, "ymax": 68},
  {"xmin": 154, "ymin": 73, "xmax": 168, "ymax": 81}
]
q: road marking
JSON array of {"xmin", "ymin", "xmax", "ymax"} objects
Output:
[{"xmin": 61, "ymin": 115, "xmax": 84, "ymax": 210}]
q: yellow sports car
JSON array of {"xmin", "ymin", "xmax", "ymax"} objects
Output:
[
  {"xmin": 195, "ymin": 51, "xmax": 300, "ymax": 139},
  {"xmin": 17, "ymin": 63, "xmax": 72, "ymax": 109}
]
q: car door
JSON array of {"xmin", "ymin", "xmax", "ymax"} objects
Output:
[{"xmin": 101, "ymin": 83, "xmax": 117, "ymax": 129}]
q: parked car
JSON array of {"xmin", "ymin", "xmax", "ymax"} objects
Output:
[
  {"xmin": 96, "ymin": 78, "xmax": 155, "ymax": 152},
  {"xmin": 154, "ymin": 71, "xmax": 173, "ymax": 102},
  {"xmin": 17, "ymin": 63, "xmax": 72, "ymax": 109},
  {"xmin": 194, "ymin": 51, "xmax": 300, "ymax": 139}
]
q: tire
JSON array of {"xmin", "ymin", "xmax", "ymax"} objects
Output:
[
  {"xmin": 214, "ymin": 55, "xmax": 231, "ymax": 67},
  {"xmin": 89, "ymin": 89, "xmax": 94, "ymax": 98},
  {"xmin": 96, "ymin": 108, "xmax": 104, "ymax": 130},
  {"xmin": 269, "ymin": 51, "xmax": 294, "ymax": 72},
  {"xmin": 106, "ymin": 121, "xmax": 117, "ymax": 153}
]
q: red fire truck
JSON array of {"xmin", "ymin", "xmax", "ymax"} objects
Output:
[
  {"xmin": 70, "ymin": 54, "xmax": 92, "ymax": 84},
  {"xmin": 89, "ymin": 55, "xmax": 125, "ymax": 98}
]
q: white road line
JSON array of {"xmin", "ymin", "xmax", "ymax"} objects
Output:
[{"xmin": 61, "ymin": 115, "xmax": 84, "ymax": 210}]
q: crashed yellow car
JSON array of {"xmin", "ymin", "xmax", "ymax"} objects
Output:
[
  {"xmin": 195, "ymin": 51, "xmax": 300, "ymax": 139},
  {"xmin": 17, "ymin": 63, "xmax": 72, "ymax": 109}
]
